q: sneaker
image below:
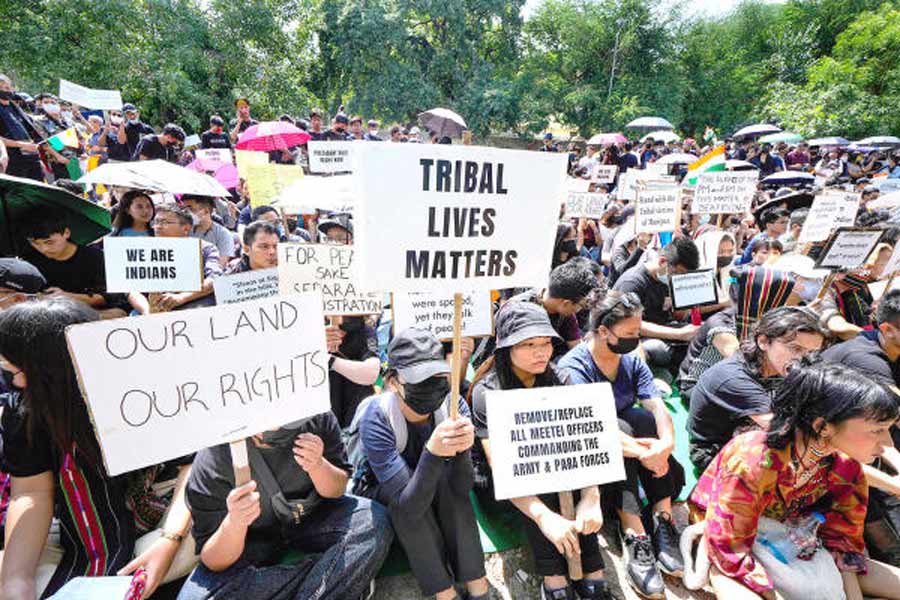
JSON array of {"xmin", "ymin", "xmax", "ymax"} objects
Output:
[
  {"xmin": 652, "ymin": 511, "xmax": 685, "ymax": 576},
  {"xmin": 541, "ymin": 582, "xmax": 576, "ymax": 600},
  {"xmin": 621, "ymin": 531, "xmax": 665, "ymax": 599},
  {"xmin": 573, "ymin": 578, "xmax": 615, "ymax": 600}
]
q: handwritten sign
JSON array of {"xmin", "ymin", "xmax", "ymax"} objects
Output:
[
  {"xmin": 669, "ymin": 269, "xmax": 718, "ymax": 309},
  {"xmin": 275, "ymin": 174, "xmax": 355, "ymax": 214},
  {"xmin": 246, "ymin": 163, "xmax": 305, "ymax": 208},
  {"xmin": 235, "ymin": 149, "xmax": 269, "ymax": 179},
  {"xmin": 308, "ymin": 141, "xmax": 354, "ymax": 174},
  {"xmin": 66, "ymin": 293, "xmax": 330, "ymax": 475},
  {"xmin": 392, "ymin": 290, "xmax": 493, "ymax": 340},
  {"xmin": 58, "ymin": 79, "xmax": 123, "ymax": 110},
  {"xmin": 618, "ymin": 170, "xmax": 676, "ymax": 202},
  {"xmin": 815, "ymin": 228, "xmax": 884, "ymax": 270},
  {"xmin": 635, "ymin": 183, "xmax": 680, "ymax": 234},
  {"xmin": 485, "ymin": 383, "xmax": 626, "ymax": 500},
  {"xmin": 278, "ymin": 243, "xmax": 382, "ymax": 315},
  {"xmin": 691, "ymin": 171, "xmax": 758, "ymax": 214},
  {"xmin": 183, "ymin": 134, "xmax": 201, "ymax": 149},
  {"xmin": 213, "ymin": 268, "xmax": 279, "ymax": 305},
  {"xmin": 104, "ymin": 237, "xmax": 202, "ymax": 293},
  {"xmin": 565, "ymin": 192, "xmax": 608, "ymax": 219},
  {"xmin": 196, "ymin": 148, "xmax": 233, "ymax": 164},
  {"xmin": 592, "ymin": 164, "xmax": 618, "ymax": 184},
  {"xmin": 798, "ymin": 190, "xmax": 860, "ymax": 244}
]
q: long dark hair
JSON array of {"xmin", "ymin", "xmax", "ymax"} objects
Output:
[
  {"xmin": 468, "ymin": 346, "xmax": 562, "ymax": 403},
  {"xmin": 767, "ymin": 361, "xmax": 898, "ymax": 449},
  {"xmin": 112, "ymin": 190, "xmax": 155, "ymax": 234},
  {"xmin": 589, "ymin": 291, "xmax": 643, "ymax": 332},
  {"xmin": 0, "ymin": 298, "xmax": 104, "ymax": 469},
  {"xmin": 552, "ymin": 222, "xmax": 575, "ymax": 268},
  {"xmin": 741, "ymin": 306, "xmax": 825, "ymax": 378}
]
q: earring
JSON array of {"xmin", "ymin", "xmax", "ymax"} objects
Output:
[{"xmin": 809, "ymin": 435, "xmax": 830, "ymax": 458}]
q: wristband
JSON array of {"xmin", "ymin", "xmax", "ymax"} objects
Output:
[{"xmin": 161, "ymin": 531, "xmax": 184, "ymax": 543}]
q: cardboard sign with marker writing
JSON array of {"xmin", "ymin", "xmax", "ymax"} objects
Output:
[
  {"xmin": 691, "ymin": 171, "xmax": 757, "ymax": 214},
  {"xmin": 669, "ymin": 269, "xmax": 719, "ymax": 310},
  {"xmin": 104, "ymin": 237, "xmax": 203, "ymax": 293},
  {"xmin": 618, "ymin": 170, "xmax": 676, "ymax": 202},
  {"xmin": 392, "ymin": 290, "xmax": 493, "ymax": 340},
  {"xmin": 308, "ymin": 141, "xmax": 354, "ymax": 174},
  {"xmin": 592, "ymin": 164, "xmax": 618, "ymax": 184},
  {"xmin": 565, "ymin": 191, "xmax": 608, "ymax": 219},
  {"xmin": 59, "ymin": 79, "xmax": 123, "ymax": 110},
  {"xmin": 274, "ymin": 174, "xmax": 355, "ymax": 215},
  {"xmin": 486, "ymin": 383, "xmax": 626, "ymax": 500},
  {"xmin": 815, "ymin": 228, "xmax": 884, "ymax": 270},
  {"xmin": 65, "ymin": 292, "xmax": 330, "ymax": 475},
  {"xmin": 214, "ymin": 268, "xmax": 280, "ymax": 305},
  {"xmin": 278, "ymin": 243, "xmax": 383, "ymax": 315},
  {"xmin": 798, "ymin": 190, "xmax": 860, "ymax": 244},
  {"xmin": 635, "ymin": 183, "xmax": 680, "ymax": 234}
]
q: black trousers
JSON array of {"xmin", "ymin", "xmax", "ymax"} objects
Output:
[
  {"xmin": 521, "ymin": 490, "xmax": 606, "ymax": 577},
  {"xmin": 7, "ymin": 152, "xmax": 44, "ymax": 181},
  {"xmin": 605, "ymin": 406, "xmax": 685, "ymax": 517}
]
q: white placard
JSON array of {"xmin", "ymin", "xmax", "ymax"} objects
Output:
[
  {"xmin": 669, "ymin": 269, "xmax": 718, "ymax": 309},
  {"xmin": 195, "ymin": 148, "xmax": 233, "ymax": 164},
  {"xmin": 593, "ymin": 164, "xmax": 618, "ymax": 184},
  {"xmin": 275, "ymin": 174, "xmax": 355, "ymax": 214},
  {"xmin": 566, "ymin": 177, "xmax": 591, "ymax": 192},
  {"xmin": 308, "ymin": 141, "xmax": 354, "ymax": 174},
  {"xmin": 635, "ymin": 183, "xmax": 681, "ymax": 234},
  {"xmin": 58, "ymin": 79, "xmax": 123, "ymax": 110},
  {"xmin": 816, "ymin": 228, "xmax": 884, "ymax": 270},
  {"xmin": 798, "ymin": 190, "xmax": 860, "ymax": 244},
  {"xmin": 66, "ymin": 293, "xmax": 330, "ymax": 475},
  {"xmin": 874, "ymin": 178, "xmax": 900, "ymax": 194},
  {"xmin": 103, "ymin": 237, "xmax": 202, "ymax": 293},
  {"xmin": 354, "ymin": 143, "xmax": 567, "ymax": 293},
  {"xmin": 486, "ymin": 383, "xmax": 626, "ymax": 500},
  {"xmin": 278, "ymin": 243, "xmax": 382, "ymax": 315},
  {"xmin": 869, "ymin": 277, "xmax": 900, "ymax": 302},
  {"xmin": 213, "ymin": 268, "xmax": 279, "ymax": 305},
  {"xmin": 618, "ymin": 170, "xmax": 676, "ymax": 202},
  {"xmin": 565, "ymin": 191, "xmax": 608, "ymax": 219},
  {"xmin": 691, "ymin": 171, "xmax": 758, "ymax": 214},
  {"xmin": 392, "ymin": 290, "xmax": 494, "ymax": 340},
  {"xmin": 883, "ymin": 243, "xmax": 900, "ymax": 279},
  {"xmin": 183, "ymin": 134, "xmax": 201, "ymax": 149}
]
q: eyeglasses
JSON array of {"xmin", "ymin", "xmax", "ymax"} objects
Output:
[{"xmin": 150, "ymin": 219, "xmax": 180, "ymax": 227}]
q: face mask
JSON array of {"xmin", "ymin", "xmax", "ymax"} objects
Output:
[
  {"xmin": 61, "ymin": 110, "xmax": 72, "ymax": 121},
  {"xmin": 657, "ymin": 268, "xmax": 669, "ymax": 286},
  {"xmin": 0, "ymin": 90, "xmax": 13, "ymax": 101},
  {"xmin": 717, "ymin": 255, "xmax": 732, "ymax": 269},
  {"xmin": 561, "ymin": 239, "xmax": 577, "ymax": 256},
  {"xmin": 43, "ymin": 103, "xmax": 60, "ymax": 115},
  {"xmin": 403, "ymin": 376, "xmax": 450, "ymax": 416},
  {"xmin": 127, "ymin": 118, "xmax": 139, "ymax": 126},
  {"xmin": 607, "ymin": 333, "xmax": 639, "ymax": 355},
  {"xmin": 340, "ymin": 318, "xmax": 364, "ymax": 333},
  {"xmin": 699, "ymin": 214, "xmax": 711, "ymax": 226},
  {"xmin": 111, "ymin": 117, "xmax": 123, "ymax": 126}
]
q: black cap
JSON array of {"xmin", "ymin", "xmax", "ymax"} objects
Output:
[
  {"xmin": 388, "ymin": 328, "xmax": 451, "ymax": 384},
  {"xmin": 122, "ymin": 102, "xmax": 137, "ymax": 112},
  {"xmin": 495, "ymin": 302, "xmax": 560, "ymax": 349},
  {"xmin": 0, "ymin": 258, "xmax": 46, "ymax": 293},
  {"xmin": 309, "ymin": 108, "xmax": 323, "ymax": 118},
  {"xmin": 318, "ymin": 213, "xmax": 353, "ymax": 236},
  {"xmin": 334, "ymin": 114, "xmax": 349, "ymax": 125},
  {"xmin": 210, "ymin": 115, "xmax": 224, "ymax": 126}
]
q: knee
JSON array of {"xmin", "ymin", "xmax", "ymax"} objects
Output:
[
  {"xmin": 641, "ymin": 339, "xmax": 672, "ymax": 366},
  {"xmin": 350, "ymin": 496, "xmax": 394, "ymax": 546},
  {"xmin": 619, "ymin": 406, "xmax": 658, "ymax": 438}
]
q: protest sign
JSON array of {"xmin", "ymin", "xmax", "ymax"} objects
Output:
[
  {"xmin": 213, "ymin": 268, "xmax": 279, "ymax": 305},
  {"xmin": 566, "ymin": 177, "xmax": 591, "ymax": 192},
  {"xmin": 485, "ymin": 383, "xmax": 625, "ymax": 500},
  {"xmin": 104, "ymin": 237, "xmax": 202, "ymax": 293},
  {"xmin": 798, "ymin": 190, "xmax": 860, "ymax": 244},
  {"xmin": 635, "ymin": 183, "xmax": 680, "ymax": 234},
  {"xmin": 392, "ymin": 290, "xmax": 493, "ymax": 340},
  {"xmin": 58, "ymin": 79, "xmax": 123, "ymax": 110},
  {"xmin": 183, "ymin": 134, "xmax": 201, "ymax": 149},
  {"xmin": 691, "ymin": 171, "xmax": 758, "ymax": 214},
  {"xmin": 354, "ymin": 143, "xmax": 567, "ymax": 293},
  {"xmin": 882, "ymin": 242, "xmax": 900, "ymax": 279},
  {"xmin": 246, "ymin": 163, "xmax": 305, "ymax": 208},
  {"xmin": 592, "ymin": 164, "xmax": 618, "ymax": 184},
  {"xmin": 66, "ymin": 292, "xmax": 330, "ymax": 475},
  {"xmin": 278, "ymin": 243, "xmax": 382, "ymax": 315},
  {"xmin": 565, "ymin": 191, "xmax": 608, "ymax": 219},
  {"xmin": 874, "ymin": 177, "xmax": 900, "ymax": 194},
  {"xmin": 815, "ymin": 228, "xmax": 884, "ymax": 270},
  {"xmin": 308, "ymin": 141, "xmax": 354, "ymax": 174},
  {"xmin": 196, "ymin": 148, "xmax": 233, "ymax": 164},
  {"xmin": 869, "ymin": 277, "xmax": 900, "ymax": 302},
  {"xmin": 275, "ymin": 174, "xmax": 355, "ymax": 214},
  {"xmin": 669, "ymin": 269, "xmax": 719, "ymax": 309},
  {"xmin": 235, "ymin": 149, "xmax": 269, "ymax": 179},
  {"xmin": 617, "ymin": 170, "xmax": 676, "ymax": 202}
]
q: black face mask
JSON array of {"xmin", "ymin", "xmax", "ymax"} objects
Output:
[
  {"xmin": 0, "ymin": 90, "xmax": 13, "ymax": 101},
  {"xmin": 0, "ymin": 367, "xmax": 22, "ymax": 392},
  {"xmin": 403, "ymin": 376, "xmax": 450, "ymax": 416},
  {"xmin": 717, "ymin": 256, "xmax": 732, "ymax": 269},
  {"xmin": 607, "ymin": 333, "xmax": 640, "ymax": 355},
  {"xmin": 340, "ymin": 318, "xmax": 364, "ymax": 333},
  {"xmin": 561, "ymin": 239, "xmax": 577, "ymax": 256}
]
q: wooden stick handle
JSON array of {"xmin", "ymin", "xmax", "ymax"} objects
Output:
[
  {"xmin": 230, "ymin": 439, "xmax": 251, "ymax": 486},
  {"xmin": 558, "ymin": 490, "xmax": 583, "ymax": 581},
  {"xmin": 815, "ymin": 271, "xmax": 837, "ymax": 302},
  {"xmin": 449, "ymin": 292, "xmax": 463, "ymax": 421}
]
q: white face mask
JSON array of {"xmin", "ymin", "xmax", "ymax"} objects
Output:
[{"xmin": 43, "ymin": 103, "xmax": 60, "ymax": 115}]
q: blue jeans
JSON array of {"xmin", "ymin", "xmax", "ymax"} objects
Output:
[{"xmin": 176, "ymin": 495, "xmax": 392, "ymax": 600}]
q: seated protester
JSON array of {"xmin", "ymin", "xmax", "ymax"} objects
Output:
[
  {"xmin": 688, "ymin": 306, "xmax": 826, "ymax": 472},
  {"xmin": 0, "ymin": 299, "xmax": 195, "ymax": 599},
  {"xmin": 828, "ymin": 243, "xmax": 893, "ymax": 329},
  {"xmin": 133, "ymin": 123, "xmax": 185, "ymax": 162},
  {"xmin": 570, "ymin": 256, "xmax": 608, "ymax": 334},
  {"xmin": 749, "ymin": 238, "xmax": 782, "ymax": 266},
  {"xmin": 470, "ymin": 303, "xmax": 610, "ymax": 600},
  {"xmin": 354, "ymin": 328, "xmax": 490, "ymax": 600},
  {"xmin": 736, "ymin": 207, "xmax": 789, "ymax": 266},
  {"xmin": 226, "ymin": 220, "xmax": 279, "ymax": 274},
  {"xmin": 677, "ymin": 307, "xmax": 738, "ymax": 405},
  {"xmin": 575, "ymin": 218, "xmax": 602, "ymax": 263},
  {"xmin": 553, "ymin": 222, "xmax": 578, "ymax": 268},
  {"xmin": 778, "ymin": 207, "xmax": 808, "ymax": 253},
  {"xmin": 109, "ymin": 190, "xmax": 155, "ymax": 237},
  {"xmin": 611, "ymin": 237, "xmax": 703, "ymax": 373},
  {"xmin": 608, "ymin": 229, "xmax": 650, "ymax": 289},
  {"xmin": 184, "ymin": 194, "xmax": 237, "ymax": 267},
  {"xmin": 147, "ymin": 203, "xmax": 221, "ymax": 312},
  {"xmin": 180, "ymin": 407, "xmax": 391, "ymax": 599},
  {"xmin": 687, "ymin": 362, "xmax": 900, "ymax": 600},
  {"xmin": 250, "ymin": 205, "xmax": 310, "ymax": 242},
  {"xmin": 559, "ymin": 293, "xmax": 684, "ymax": 599}
]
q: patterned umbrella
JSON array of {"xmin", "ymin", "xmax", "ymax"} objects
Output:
[
  {"xmin": 235, "ymin": 121, "xmax": 311, "ymax": 152},
  {"xmin": 586, "ymin": 132, "xmax": 627, "ymax": 145}
]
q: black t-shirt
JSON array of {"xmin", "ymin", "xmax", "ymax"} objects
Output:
[
  {"xmin": 185, "ymin": 412, "xmax": 350, "ymax": 565},
  {"xmin": 612, "ymin": 264, "xmax": 672, "ymax": 325},
  {"xmin": 25, "ymin": 244, "xmax": 106, "ymax": 295},
  {"xmin": 229, "ymin": 118, "xmax": 258, "ymax": 136},
  {"xmin": 618, "ymin": 152, "xmax": 639, "ymax": 173},
  {"xmin": 401, "ymin": 415, "xmax": 435, "ymax": 470},
  {"xmin": 688, "ymin": 354, "xmax": 781, "ymax": 448},
  {"xmin": 123, "ymin": 121, "xmax": 155, "ymax": 159},
  {"xmin": 201, "ymin": 129, "xmax": 232, "ymax": 150},
  {"xmin": 0, "ymin": 102, "xmax": 36, "ymax": 142},
  {"xmin": 822, "ymin": 330, "xmax": 900, "ymax": 388},
  {"xmin": 329, "ymin": 318, "xmax": 378, "ymax": 428},
  {"xmin": 133, "ymin": 134, "xmax": 177, "ymax": 162},
  {"xmin": 678, "ymin": 308, "xmax": 736, "ymax": 389}
]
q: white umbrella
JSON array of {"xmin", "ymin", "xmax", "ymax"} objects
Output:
[
  {"xmin": 857, "ymin": 136, "xmax": 900, "ymax": 148},
  {"xmin": 641, "ymin": 130, "xmax": 680, "ymax": 143},
  {"xmin": 625, "ymin": 116, "xmax": 674, "ymax": 131},
  {"xmin": 78, "ymin": 160, "xmax": 230, "ymax": 197},
  {"xmin": 761, "ymin": 171, "xmax": 814, "ymax": 184},
  {"xmin": 733, "ymin": 123, "xmax": 782, "ymax": 139},
  {"xmin": 656, "ymin": 152, "xmax": 697, "ymax": 165},
  {"xmin": 806, "ymin": 136, "xmax": 850, "ymax": 147},
  {"xmin": 418, "ymin": 108, "xmax": 468, "ymax": 138},
  {"xmin": 725, "ymin": 159, "xmax": 758, "ymax": 170}
]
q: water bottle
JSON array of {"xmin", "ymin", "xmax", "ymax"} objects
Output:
[{"xmin": 757, "ymin": 512, "xmax": 825, "ymax": 563}]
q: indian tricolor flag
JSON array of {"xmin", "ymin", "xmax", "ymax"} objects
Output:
[
  {"xmin": 684, "ymin": 145, "xmax": 726, "ymax": 186},
  {"xmin": 46, "ymin": 127, "xmax": 80, "ymax": 151}
]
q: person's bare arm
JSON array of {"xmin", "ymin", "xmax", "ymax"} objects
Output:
[
  {"xmin": 332, "ymin": 356, "xmax": 380, "ymax": 386},
  {"xmin": 1, "ymin": 472, "xmax": 55, "ymax": 600},
  {"xmin": 749, "ymin": 413, "xmax": 773, "ymax": 429},
  {"xmin": 640, "ymin": 321, "xmax": 700, "ymax": 342},
  {"xmin": 200, "ymin": 481, "xmax": 260, "ymax": 572},
  {"xmin": 712, "ymin": 331, "xmax": 740, "ymax": 358},
  {"xmin": 293, "ymin": 433, "xmax": 347, "ymax": 498},
  {"xmin": 117, "ymin": 121, "xmax": 127, "ymax": 145}
]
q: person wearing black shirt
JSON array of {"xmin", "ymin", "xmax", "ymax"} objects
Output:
[
  {"xmin": 116, "ymin": 103, "xmax": 154, "ymax": 161},
  {"xmin": 133, "ymin": 123, "xmax": 185, "ymax": 162},
  {"xmin": 320, "ymin": 114, "xmax": 353, "ymax": 141},
  {"xmin": 0, "ymin": 74, "xmax": 43, "ymax": 180},
  {"xmin": 308, "ymin": 109, "xmax": 326, "ymax": 141},
  {"xmin": 200, "ymin": 115, "xmax": 231, "ymax": 150}
]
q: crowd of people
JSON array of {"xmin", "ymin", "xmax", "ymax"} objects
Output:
[{"xmin": 2, "ymin": 67, "xmax": 900, "ymax": 600}]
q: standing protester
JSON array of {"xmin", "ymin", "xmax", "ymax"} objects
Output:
[
  {"xmin": 117, "ymin": 102, "xmax": 155, "ymax": 161},
  {"xmin": 0, "ymin": 74, "xmax": 43, "ymax": 181},
  {"xmin": 225, "ymin": 220, "xmax": 279, "ymax": 274},
  {"xmin": 133, "ymin": 123, "xmax": 185, "ymax": 162},
  {"xmin": 229, "ymin": 98, "xmax": 258, "ymax": 143},
  {"xmin": 201, "ymin": 116, "xmax": 232, "ymax": 150},
  {"xmin": 365, "ymin": 119, "xmax": 382, "ymax": 141}
]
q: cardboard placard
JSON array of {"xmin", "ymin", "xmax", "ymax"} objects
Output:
[
  {"xmin": 691, "ymin": 171, "xmax": 758, "ymax": 214},
  {"xmin": 798, "ymin": 190, "xmax": 860, "ymax": 244},
  {"xmin": 669, "ymin": 269, "xmax": 719, "ymax": 309},
  {"xmin": 392, "ymin": 290, "xmax": 494, "ymax": 340},
  {"xmin": 66, "ymin": 292, "xmax": 331, "ymax": 475},
  {"xmin": 592, "ymin": 164, "xmax": 618, "ymax": 184},
  {"xmin": 183, "ymin": 134, "xmax": 201, "ymax": 149},
  {"xmin": 195, "ymin": 148, "xmax": 233, "ymax": 164},
  {"xmin": 246, "ymin": 163, "xmax": 305, "ymax": 208},
  {"xmin": 354, "ymin": 144, "xmax": 567, "ymax": 293},
  {"xmin": 275, "ymin": 174, "xmax": 355, "ymax": 214},
  {"xmin": 58, "ymin": 79, "xmax": 123, "ymax": 110},
  {"xmin": 635, "ymin": 183, "xmax": 681, "ymax": 234},
  {"xmin": 869, "ymin": 277, "xmax": 900, "ymax": 302},
  {"xmin": 565, "ymin": 191, "xmax": 609, "ymax": 219},
  {"xmin": 277, "ymin": 243, "xmax": 382, "ymax": 315},
  {"xmin": 235, "ymin": 149, "xmax": 269, "ymax": 179},
  {"xmin": 308, "ymin": 141, "xmax": 354, "ymax": 173},
  {"xmin": 103, "ymin": 237, "xmax": 203, "ymax": 293},
  {"xmin": 814, "ymin": 228, "xmax": 884, "ymax": 270},
  {"xmin": 566, "ymin": 177, "xmax": 591, "ymax": 192},
  {"xmin": 213, "ymin": 268, "xmax": 280, "ymax": 305},
  {"xmin": 485, "ymin": 383, "xmax": 626, "ymax": 500},
  {"xmin": 617, "ymin": 170, "xmax": 676, "ymax": 202}
]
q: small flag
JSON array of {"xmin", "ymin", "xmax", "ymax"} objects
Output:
[
  {"xmin": 47, "ymin": 127, "xmax": 80, "ymax": 151},
  {"xmin": 684, "ymin": 145, "xmax": 726, "ymax": 186},
  {"xmin": 66, "ymin": 157, "xmax": 82, "ymax": 180}
]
